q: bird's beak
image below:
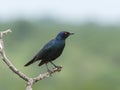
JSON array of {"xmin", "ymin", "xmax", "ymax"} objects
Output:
[{"xmin": 69, "ymin": 32, "xmax": 74, "ymax": 35}]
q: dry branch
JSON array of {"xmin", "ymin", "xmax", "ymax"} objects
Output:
[{"xmin": 0, "ymin": 29, "xmax": 62, "ymax": 90}]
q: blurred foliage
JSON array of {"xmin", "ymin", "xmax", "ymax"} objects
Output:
[{"xmin": 0, "ymin": 20, "xmax": 120, "ymax": 90}]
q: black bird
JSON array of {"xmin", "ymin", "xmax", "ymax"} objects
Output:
[{"xmin": 24, "ymin": 31, "xmax": 74, "ymax": 71}]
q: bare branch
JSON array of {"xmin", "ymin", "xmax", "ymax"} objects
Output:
[
  {"xmin": 33, "ymin": 66, "xmax": 62, "ymax": 83},
  {"xmin": 0, "ymin": 29, "xmax": 30, "ymax": 81},
  {"xmin": 0, "ymin": 29, "xmax": 12, "ymax": 51},
  {"xmin": 0, "ymin": 50, "xmax": 30, "ymax": 81},
  {"xmin": 0, "ymin": 29, "xmax": 62, "ymax": 90}
]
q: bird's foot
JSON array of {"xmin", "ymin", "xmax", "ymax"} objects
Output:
[
  {"xmin": 54, "ymin": 65, "xmax": 62, "ymax": 72},
  {"xmin": 47, "ymin": 69, "xmax": 53, "ymax": 76},
  {"xmin": 55, "ymin": 65, "xmax": 62, "ymax": 69}
]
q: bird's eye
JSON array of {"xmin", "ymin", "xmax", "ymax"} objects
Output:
[{"xmin": 64, "ymin": 32, "xmax": 68, "ymax": 35}]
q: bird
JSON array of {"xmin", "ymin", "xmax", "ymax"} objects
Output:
[{"xmin": 24, "ymin": 31, "xmax": 74, "ymax": 72}]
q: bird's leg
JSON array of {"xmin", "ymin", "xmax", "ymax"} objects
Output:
[
  {"xmin": 50, "ymin": 62, "xmax": 62, "ymax": 69},
  {"xmin": 45, "ymin": 63, "xmax": 52, "ymax": 74}
]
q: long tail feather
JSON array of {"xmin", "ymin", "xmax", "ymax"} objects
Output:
[
  {"xmin": 24, "ymin": 56, "xmax": 37, "ymax": 66},
  {"xmin": 24, "ymin": 60, "xmax": 35, "ymax": 66},
  {"xmin": 38, "ymin": 61, "xmax": 45, "ymax": 66}
]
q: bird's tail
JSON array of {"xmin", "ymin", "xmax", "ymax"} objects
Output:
[
  {"xmin": 24, "ymin": 60, "xmax": 34, "ymax": 67},
  {"xmin": 38, "ymin": 60, "xmax": 45, "ymax": 66},
  {"xmin": 24, "ymin": 57, "xmax": 37, "ymax": 67}
]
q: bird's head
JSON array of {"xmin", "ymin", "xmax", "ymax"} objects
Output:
[{"xmin": 56, "ymin": 31, "xmax": 74, "ymax": 40}]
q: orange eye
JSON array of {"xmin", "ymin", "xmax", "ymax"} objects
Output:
[{"xmin": 64, "ymin": 32, "xmax": 67, "ymax": 35}]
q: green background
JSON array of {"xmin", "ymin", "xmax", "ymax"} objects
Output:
[{"xmin": 0, "ymin": 20, "xmax": 120, "ymax": 90}]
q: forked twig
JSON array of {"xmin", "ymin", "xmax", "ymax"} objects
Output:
[{"xmin": 0, "ymin": 29, "xmax": 62, "ymax": 90}]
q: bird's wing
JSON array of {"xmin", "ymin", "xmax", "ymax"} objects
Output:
[
  {"xmin": 24, "ymin": 39, "xmax": 55, "ymax": 66},
  {"xmin": 35, "ymin": 39, "xmax": 55, "ymax": 59}
]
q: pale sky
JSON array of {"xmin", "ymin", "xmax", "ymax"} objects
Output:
[{"xmin": 0, "ymin": 0, "xmax": 120, "ymax": 23}]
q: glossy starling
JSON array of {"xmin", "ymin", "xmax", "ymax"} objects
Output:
[{"xmin": 24, "ymin": 31, "xmax": 74, "ymax": 71}]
